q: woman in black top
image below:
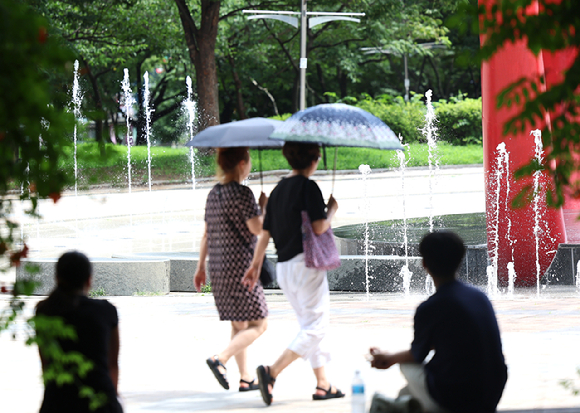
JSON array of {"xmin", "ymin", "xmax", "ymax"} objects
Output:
[
  {"xmin": 243, "ymin": 142, "xmax": 344, "ymax": 405},
  {"xmin": 35, "ymin": 251, "xmax": 122, "ymax": 413}
]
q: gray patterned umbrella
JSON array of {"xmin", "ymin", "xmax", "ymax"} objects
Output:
[
  {"xmin": 270, "ymin": 103, "xmax": 403, "ymax": 193},
  {"xmin": 269, "ymin": 103, "xmax": 403, "ymax": 150}
]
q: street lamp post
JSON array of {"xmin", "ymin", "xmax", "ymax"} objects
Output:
[
  {"xmin": 243, "ymin": 2, "xmax": 364, "ymax": 111},
  {"xmin": 300, "ymin": 0, "xmax": 307, "ymax": 111}
]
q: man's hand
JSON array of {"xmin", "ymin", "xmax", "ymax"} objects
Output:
[
  {"xmin": 369, "ymin": 348, "xmax": 416, "ymax": 370},
  {"xmin": 369, "ymin": 347, "xmax": 397, "ymax": 370}
]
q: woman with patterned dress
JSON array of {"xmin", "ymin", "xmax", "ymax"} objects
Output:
[{"xmin": 194, "ymin": 146, "xmax": 268, "ymax": 392}]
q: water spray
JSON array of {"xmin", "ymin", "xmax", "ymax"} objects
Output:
[
  {"xmin": 359, "ymin": 164, "xmax": 372, "ymax": 300},
  {"xmin": 121, "ymin": 69, "xmax": 135, "ymax": 194},
  {"xmin": 143, "ymin": 72, "xmax": 155, "ymax": 191},
  {"xmin": 185, "ymin": 76, "xmax": 197, "ymax": 191},
  {"xmin": 531, "ymin": 129, "xmax": 543, "ymax": 297},
  {"xmin": 421, "ymin": 90, "xmax": 439, "ymax": 233}
]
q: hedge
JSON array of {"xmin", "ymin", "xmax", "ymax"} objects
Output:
[
  {"xmin": 433, "ymin": 95, "xmax": 483, "ymax": 145},
  {"xmin": 353, "ymin": 93, "xmax": 482, "ymax": 146}
]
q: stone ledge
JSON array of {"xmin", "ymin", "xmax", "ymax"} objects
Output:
[
  {"xmin": 113, "ymin": 252, "xmax": 200, "ymax": 292},
  {"xmin": 16, "ymin": 250, "xmax": 506, "ymax": 297},
  {"xmin": 16, "ymin": 258, "xmax": 170, "ymax": 296},
  {"xmin": 112, "ymin": 252, "xmax": 280, "ymax": 291},
  {"xmin": 543, "ymin": 243, "xmax": 580, "ymax": 286}
]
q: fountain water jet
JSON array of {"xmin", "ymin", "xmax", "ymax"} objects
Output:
[
  {"xmin": 531, "ymin": 129, "xmax": 544, "ymax": 297},
  {"xmin": 121, "ymin": 69, "xmax": 135, "ymax": 194},
  {"xmin": 358, "ymin": 164, "xmax": 372, "ymax": 300},
  {"xmin": 143, "ymin": 72, "xmax": 154, "ymax": 191},
  {"xmin": 488, "ymin": 142, "xmax": 511, "ymax": 296},
  {"xmin": 71, "ymin": 60, "xmax": 82, "ymax": 197},
  {"xmin": 576, "ymin": 261, "xmax": 580, "ymax": 292},
  {"xmin": 421, "ymin": 90, "xmax": 439, "ymax": 233},
  {"xmin": 425, "ymin": 276, "xmax": 435, "ymax": 295},
  {"xmin": 507, "ymin": 262, "xmax": 516, "ymax": 297},
  {"xmin": 395, "ymin": 134, "xmax": 413, "ymax": 296},
  {"xmin": 184, "ymin": 76, "xmax": 197, "ymax": 190}
]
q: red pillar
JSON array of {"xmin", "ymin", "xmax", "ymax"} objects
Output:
[
  {"xmin": 543, "ymin": 47, "xmax": 580, "ymax": 242},
  {"xmin": 479, "ymin": 0, "xmax": 566, "ymax": 286}
]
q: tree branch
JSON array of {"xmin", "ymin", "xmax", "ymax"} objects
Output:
[
  {"xmin": 261, "ymin": 19, "xmax": 298, "ymax": 72},
  {"xmin": 174, "ymin": 0, "xmax": 200, "ymax": 54},
  {"xmin": 251, "ymin": 78, "xmax": 279, "ymax": 116}
]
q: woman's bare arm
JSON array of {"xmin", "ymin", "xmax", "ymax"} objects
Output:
[
  {"xmin": 246, "ymin": 215, "xmax": 263, "ymax": 235},
  {"xmin": 246, "ymin": 192, "xmax": 268, "ymax": 235},
  {"xmin": 311, "ymin": 195, "xmax": 338, "ymax": 235},
  {"xmin": 194, "ymin": 224, "xmax": 208, "ymax": 292}
]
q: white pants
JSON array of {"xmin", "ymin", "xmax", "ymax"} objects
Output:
[
  {"xmin": 276, "ymin": 253, "xmax": 331, "ymax": 369},
  {"xmin": 399, "ymin": 364, "xmax": 450, "ymax": 413}
]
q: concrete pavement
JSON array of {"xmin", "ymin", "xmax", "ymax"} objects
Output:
[
  {"xmin": 3, "ymin": 164, "xmax": 485, "ymax": 268},
  {"xmin": 1, "ymin": 290, "xmax": 579, "ymax": 412},
  {"xmin": 2, "ymin": 165, "xmax": 580, "ymax": 412}
]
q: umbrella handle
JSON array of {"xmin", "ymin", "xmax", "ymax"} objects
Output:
[
  {"xmin": 259, "ymin": 148, "xmax": 263, "ymax": 192},
  {"xmin": 331, "ymin": 147, "xmax": 338, "ymax": 195}
]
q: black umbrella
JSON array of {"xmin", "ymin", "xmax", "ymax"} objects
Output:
[{"xmin": 186, "ymin": 117, "xmax": 284, "ymax": 189}]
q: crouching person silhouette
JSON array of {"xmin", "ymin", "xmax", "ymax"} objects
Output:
[
  {"xmin": 370, "ymin": 231, "xmax": 507, "ymax": 413},
  {"xmin": 35, "ymin": 251, "xmax": 122, "ymax": 413}
]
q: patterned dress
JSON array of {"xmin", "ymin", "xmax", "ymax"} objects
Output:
[{"xmin": 205, "ymin": 181, "xmax": 268, "ymax": 321}]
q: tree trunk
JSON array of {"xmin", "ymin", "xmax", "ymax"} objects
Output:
[
  {"xmin": 292, "ymin": 74, "xmax": 299, "ymax": 113},
  {"xmin": 227, "ymin": 54, "xmax": 247, "ymax": 119},
  {"xmin": 418, "ymin": 56, "xmax": 427, "ymax": 93},
  {"xmin": 174, "ymin": 0, "xmax": 221, "ymax": 131},
  {"xmin": 428, "ymin": 55, "xmax": 444, "ymax": 99},
  {"xmin": 337, "ymin": 67, "xmax": 348, "ymax": 99},
  {"xmin": 316, "ymin": 63, "xmax": 329, "ymax": 103},
  {"xmin": 135, "ymin": 59, "xmax": 147, "ymax": 145},
  {"xmin": 82, "ymin": 60, "xmax": 104, "ymax": 143}
]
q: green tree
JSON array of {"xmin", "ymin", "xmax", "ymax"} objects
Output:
[
  {"xmin": 30, "ymin": 0, "xmax": 191, "ymax": 145},
  {"xmin": 451, "ymin": 0, "xmax": 580, "ymax": 205},
  {"xmin": 1, "ymin": 0, "xmax": 73, "ymax": 265},
  {"xmin": 1, "ymin": 0, "xmax": 107, "ymax": 409},
  {"xmin": 172, "ymin": 0, "xmax": 303, "ymax": 128},
  {"xmin": 224, "ymin": 0, "xmax": 469, "ymax": 118}
]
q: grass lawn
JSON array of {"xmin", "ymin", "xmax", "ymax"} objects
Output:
[{"xmin": 62, "ymin": 142, "xmax": 483, "ymax": 188}]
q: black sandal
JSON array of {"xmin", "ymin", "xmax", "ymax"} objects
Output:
[
  {"xmin": 312, "ymin": 384, "xmax": 345, "ymax": 400},
  {"xmin": 239, "ymin": 378, "xmax": 260, "ymax": 392},
  {"xmin": 256, "ymin": 365, "xmax": 276, "ymax": 405},
  {"xmin": 206, "ymin": 356, "xmax": 229, "ymax": 390}
]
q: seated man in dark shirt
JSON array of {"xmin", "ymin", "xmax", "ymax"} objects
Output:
[{"xmin": 370, "ymin": 231, "xmax": 508, "ymax": 413}]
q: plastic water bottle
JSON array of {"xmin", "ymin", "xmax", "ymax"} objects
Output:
[{"xmin": 351, "ymin": 370, "xmax": 365, "ymax": 413}]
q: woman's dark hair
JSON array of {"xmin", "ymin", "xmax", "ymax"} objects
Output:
[
  {"xmin": 282, "ymin": 142, "xmax": 320, "ymax": 170},
  {"xmin": 56, "ymin": 251, "xmax": 92, "ymax": 292},
  {"xmin": 419, "ymin": 231, "xmax": 466, "ymax": 279},
  {"xmin": 216, "ymin": 147, "xmax": 250, "ymax": 177}
]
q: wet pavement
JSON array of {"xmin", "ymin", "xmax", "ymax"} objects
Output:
[
  {"xmin": 1, "ymin": 290, "xmax": 579, "ymax": 412},
  {"xmin": 1, "ymin": 164, "xmax": 485, "ymax": 283},
  {"xmin": 2, "ymin": 165, "xmax": 580, "ymax": 412}
]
